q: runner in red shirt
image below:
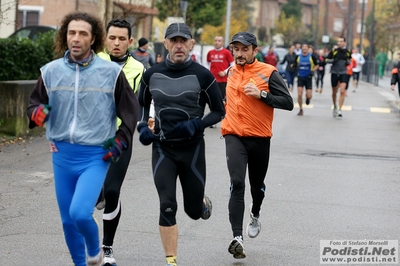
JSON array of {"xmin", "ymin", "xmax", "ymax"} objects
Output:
[
  {"xmin": 264, "ymin": 47, "xmax": 278, "ymax": 66},
  {"xmin": 207, "ymin": 36, "xmax": 234, "ymax": 99}
]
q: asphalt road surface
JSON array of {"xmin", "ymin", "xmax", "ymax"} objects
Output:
[{"xmin": 1, "ymin": 75, "xmax": 400, "ymax": 266}]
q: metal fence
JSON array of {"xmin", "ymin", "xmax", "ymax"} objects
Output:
[
  {"xmin": 362, "ymin": 60, "xmax": 398, "ymax": 86},
  {"xmin": 361, "ymin": 60, "xmax": 379, "ymax": 86}
]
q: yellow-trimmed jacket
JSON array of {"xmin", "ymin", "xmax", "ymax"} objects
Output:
[{"xmin": 98, "ymin": 51, "xmax": 144, "ymax": 93}]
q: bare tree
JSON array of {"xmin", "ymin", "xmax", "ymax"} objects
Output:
[{"xmin": 0, "ymin": 0, "xmax": 18, "ymax": 27}]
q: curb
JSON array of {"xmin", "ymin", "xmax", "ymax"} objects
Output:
[{"xmin": 375, "ymin": 75, "xmax": 400, "ymax": 114}]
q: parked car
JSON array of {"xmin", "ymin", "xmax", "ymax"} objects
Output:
[
  {"xmin": 8, "ymin": 26, "xmax": 56, "ymax": 41},
  {"xmin": 262, "ymin": 46, "xmax": 289, "ymax": 79}
]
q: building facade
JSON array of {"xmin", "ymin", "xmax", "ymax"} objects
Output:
[
  {"xmin": 318, "ymin": 0, "xmax": 372, "ymax": 51},
  {"xmin": 0, "ymin": 0, "xmax": 158, "ymax": 42},
  {"xmin": 252, "ymin": 0, "xmax": 317, "ymax": 44},
  {"xmin": 251, "ymin": 0, "xmax": 372, "ymax": 50}
]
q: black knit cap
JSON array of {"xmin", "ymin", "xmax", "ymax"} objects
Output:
[
  {"xmin": 165, "ymin": 23, "xmax": 192, "ymax": 39},
  {"xmin": 138, "ymin": 38, "xmax": 148, "ymax": 47},
  {"xmin": 230, "ymin": 32, "xmax": 258, "ymax": 46}
]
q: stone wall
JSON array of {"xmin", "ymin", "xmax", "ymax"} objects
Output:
[{"xmin": 0, "ymin": 81, "xmax": 45, "ymax": 137}]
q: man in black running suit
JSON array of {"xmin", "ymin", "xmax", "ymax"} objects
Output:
[{"xmin": 136, "ymin": 22, "xmax": 225, "ymax": 266}]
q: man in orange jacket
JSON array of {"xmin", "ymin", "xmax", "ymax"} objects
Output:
[{"xmin": 221, "ymin": 32, "xmax": 294, "ymax": 259}]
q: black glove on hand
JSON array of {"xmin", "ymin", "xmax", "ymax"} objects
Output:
[
  {"xmin": 137, "ymin": 121, "xmax": 156, "ymax": 146},
  {"xmin": 174, "ymin": 118, "xmax": 204, "ymax": 138}
]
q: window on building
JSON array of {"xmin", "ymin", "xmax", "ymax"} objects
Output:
[
  {"xmin": 359, "ymin": 0, "xmax": 368, "ymax": 3},
  {"xmin": 17, "ymin": 6, "xmax": 44, "ymax": 29},
  {"xmin": 333, "ymin": 18, "xmax": 343, "ymax": 32},
  {"xmin": 17, "ymin": 10, "xmax": 39, "ymax": 28}
]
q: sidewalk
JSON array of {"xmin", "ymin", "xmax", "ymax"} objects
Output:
[{"xmin": 378, "ymin": 74, "xmax": 400, "ymax": 112}]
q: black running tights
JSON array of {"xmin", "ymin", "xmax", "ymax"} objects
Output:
[
  {"xmin": 225, "ymin": 135, "xmax": 270, "ymax": 238},
  {"xmin": 102, "ymin": 143, "xmax": 132, "ymax": 247}
]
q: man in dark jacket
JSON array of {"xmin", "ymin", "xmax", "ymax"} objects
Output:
[
  {"xmin": 325, "ymin": 36, "xmax": 352, "ymax": 118},
  {"xmin": 280, "ymin": 45, "xmax": 297, "ymax": 91},
  {"xmin": 130, "ymin": 37, "xmax": 161, "ymax": 69},
  {"xmin": 136, "ymin": 22, "xmax": 225, "ymax": 266}
]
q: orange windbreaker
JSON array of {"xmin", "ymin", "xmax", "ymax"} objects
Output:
[
  {"xmin": 347, "ymin": 58, "xmax": 356, "ymax": 75},
  {"xmin": 221, "ymin": 60, "xmax": 276, "ymax": 138}
]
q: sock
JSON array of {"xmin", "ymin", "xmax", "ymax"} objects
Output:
[{"xmin": 166, "ymin": 255, "xmax": 177, "ymax": 265}]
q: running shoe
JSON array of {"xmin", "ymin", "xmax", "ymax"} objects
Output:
[
  {"xmin": 166, "ymin": 256, "xmax": 177, "ymax": 266},
  {"xmin": 103, "ymin": 246, "xmax": 116, "ymax": 266},
  {"xmin": 297, "ymin": 109, "xmax": 303, "ymax": 116},
  {"xmin": 337, "ymin": 110, "xmax": 342, "ymax": 118},
  {"xmin": 305, "ymin": 98, "xmax": 311, "ymax": 105},
  {"xmin": 246, "ymin": 212, "xmax": 261, "ymax": 238},
  {"xmin": 96, "ymin": 188, "xmax": 105, "ymax": 210},
  {"xmin": 332, "ymin": 106, "xmax": 338, "ymax": 117},
  {"xmin": 228, "ymin": 236, "xmax": 246, "ymax": 259},
  {"xmin": 201, "ymin": 195, "xmax": 212, "ymax": 220},
  {"xmin": 96, "ymin": 198, "xmax": 106, "ymax": 210},
  {"xmin": 87, "ymin": 250, "xmax": 103, "ymax": 266}
]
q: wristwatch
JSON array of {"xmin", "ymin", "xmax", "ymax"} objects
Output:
[{"xmin": 260, "ymin": 90, "xmax": 268, "ymax": 99}]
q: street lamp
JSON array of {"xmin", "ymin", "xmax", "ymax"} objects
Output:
[{"xmin": 180, "ymin": 0, "xmax": 189, "ymax": 23}]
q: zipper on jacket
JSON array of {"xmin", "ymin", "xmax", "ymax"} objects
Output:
[{"xmin": 69, "ymin": 64, "xmax": 79, "ymax": 143}]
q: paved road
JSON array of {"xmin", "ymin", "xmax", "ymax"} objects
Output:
[{"xmin": 1, "ymin": 75, "xmax": 400, "ymax": 266}]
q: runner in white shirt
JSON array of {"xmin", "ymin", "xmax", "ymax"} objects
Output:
[{"xmin": 351, "ymin": 48, "xmax": 366, "ymax": 92}]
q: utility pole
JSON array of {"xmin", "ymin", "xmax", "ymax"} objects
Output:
[
  {"xmin": 224, "ymin": 0, "xmax": 232, "ymax": 48},
  {"xmin": 347, "ymin": 0, "xmax": 354, "ymax": 50},
  {"xmin": 360, "ymin": 0, "xmax": 366, "ymax": 53},
  {"xmin": 315, "ymin": 0, "xmax": 320, "ymax": 48},
  {"xmin": 323, "ymin": 0, "xmax": 329, "ymax": 50},
  {"xmin": 367, "ymin": 0, "xmax": 375, "ymax": 83},
  {"xmin": 324, "ymin": 0, "xmax": 329, "ymax": 36},
  {"xmin": 368, "ymin": 0, "xmax": 375, "ymax": 58}
]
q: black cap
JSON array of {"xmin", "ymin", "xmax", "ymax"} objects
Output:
[
  {"xmin": 138, "ymin": 37, "xmax": 148, "ymax": 47},
  {"xmin": 165, "ymin": 23, "xmax": 192, "ymax": 39},
  {"xmin": 230, "ymin": 32, "xmax": 257, "ymax": 46}
]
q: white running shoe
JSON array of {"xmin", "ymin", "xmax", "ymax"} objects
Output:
[
  {"xmin": 246, "ymin": 212, "xmax": 261, "ymax": 238},
  {"xmin": 333, "ymin": 107, "xmax": 338, "ymax": 117},
  {"xmin": 228, "ymin": 236, "xmax": 246, "ymax": 259},
  {"xmin": 102, "ymin": 246, "xmax": 116, "ymax": 266}
]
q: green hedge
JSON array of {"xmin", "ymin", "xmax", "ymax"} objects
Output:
[{"xmin": 0, "ymin": 32, "xmax": 55, "ymax": 81}]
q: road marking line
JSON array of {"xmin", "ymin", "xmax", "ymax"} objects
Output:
[
  {"xmin": 293, "ymin": 104, "xmax": 394, "ymax": 113},
  {"xmin": 294, "ymin": 103, "xmax": 314, "ymax": 109},
  {"xmin": 370, "ymin": 107, "xmax": 391, "ymax": 113},
  {"xmin": 338, "ymin": 105, "xmax": 352, "ymax": 111}
]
